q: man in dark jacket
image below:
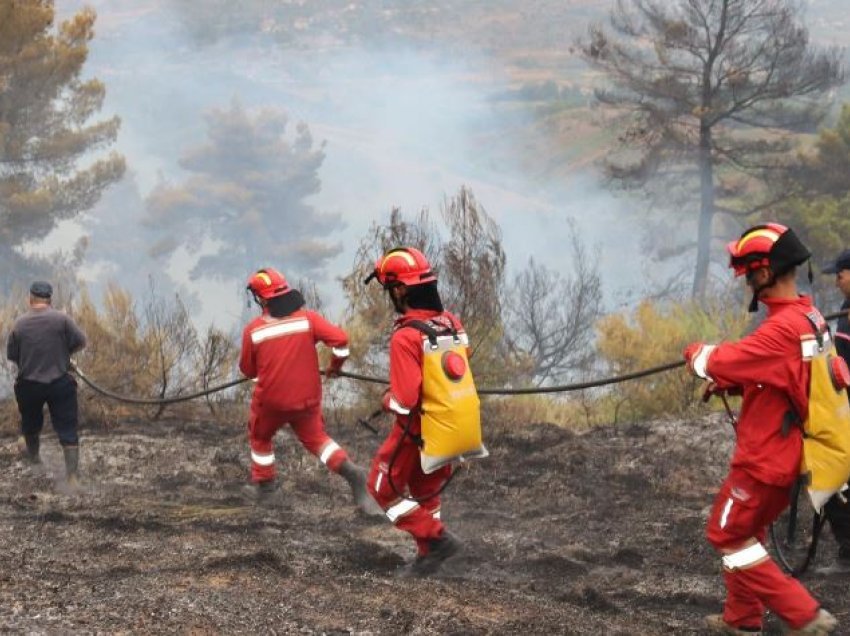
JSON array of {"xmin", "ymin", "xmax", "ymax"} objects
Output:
[
  {"xmin": 817, "ymin": 248, "xmax": 850, "ymax": 575},
  {"xmin": 6, "ymin": 282, "xmax": 86, "ymax": 485}
]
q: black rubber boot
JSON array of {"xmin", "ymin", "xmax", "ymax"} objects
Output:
[
  {"xmin": 24, "ymin": 435, "xmax": 41, "ymax": 464},
  {"xmin": 62, "ymin": 445, "xmax": 79, "ymax": 484},
  {"xmin": 398, "ymin": 530, "xmax": 463, "ymax": 578},
  {"xmin": 242, "ymin": 480, "xmax": 278, "ymax": 506},
  {"xmin": 338, "ymin": 460, "xmax": 383, "ymax": 516}
]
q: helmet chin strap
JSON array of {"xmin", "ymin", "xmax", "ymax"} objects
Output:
[
  {"xmin": 248, "ymin": 290, "xmax": 264, "ymax": 309},
  {"xmin": 747, "ymin": 269, "xmax": 776, "ymax": 313}
]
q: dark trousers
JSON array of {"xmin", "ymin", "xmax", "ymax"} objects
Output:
[
  {"xmin": 826, "ymin": 394, "xmax": 850, "ymax": 558},
  {"xmin": 14, "ymin": 375, "xmax": 79, "ymax": 446},
  {"xmin": 825, "ymin": 492, "xmax": 850, "ymax": 558}
]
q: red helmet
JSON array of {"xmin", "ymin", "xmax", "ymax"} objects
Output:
[
  {"xmin": 727, "ymin": 223, "xmax": 810, "ymax": 277},
  {"xmin": 367, "ymin": 247, "xmax": 436, "ymax": 287},
  {"xmin": 247, "ymin": 267, "xmax": 291, "ymax": 299}
]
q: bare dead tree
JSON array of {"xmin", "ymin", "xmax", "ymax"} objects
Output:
[
  {"xmin": 294, "ymin": 278, "xmax": 325, "ymax": 313},
  {"xmin": 341, "ymin": 206, "xmax": 439, "ymax": 380},
  {"xmin": 195, "ymin": 325, "xmax": 238, "ymax": 415},
  {"xmin": 341, "ymin": 187, "xmax": 519, "ymax": 393},
  {"xmin": 437, "ymin": 187, "xmax": 508, "ymax": 383},
  {"xmin": 141, "ymin": 286, "xmax": 199, "ymax": 419},
  {"xmin": 581, "ymin": 0, "xmax": 844, "ymax": 299},
  {"xmin": 505, "ymin": 228, "xmax": 602, "ymax": 385}
]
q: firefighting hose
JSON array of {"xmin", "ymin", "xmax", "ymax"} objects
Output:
[
  {"xmin": 71, "ymin": 308, "xmax": 849, "ymax": 403},
  {"xmin": 70, "ymin": 309, "xmax": 848, "ymax": 524}
]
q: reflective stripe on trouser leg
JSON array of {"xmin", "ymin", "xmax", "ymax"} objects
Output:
[
  {"xmin": 251, "ymin": 450, "xmax": 275, "ymax": 465},
  {"xmin": 386, "ymin": 499, "xmax": 419, "ymax": 523},
  {"xmin": 721, "ymin": 543, "xmax": 768, "ymax": 570},
  {"xmin": 288, "ymin": 409, "xmax": 348, "ymax": 472},
  {"xmin": 319, "ymin": 440, "xmax": 342, "ymax": 466},
  {"xmin": 249, "ymin": 440, "xmax": 276, "ymax": 483}
]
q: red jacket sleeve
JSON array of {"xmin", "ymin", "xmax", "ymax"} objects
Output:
[
  {"xmin": 239, "ymin": 325, "xmax": 257, "ymax": 378},
  {"xmin": 388, "ymin": 328, "xmax": 423, "ymax": 413},
  {"xmin": 706, "ymin": 319, "xmax": 798, "ymax": 390},
  {"xmin": 307, "ymin": 311, "xmax": 349, "ymax": 356}
]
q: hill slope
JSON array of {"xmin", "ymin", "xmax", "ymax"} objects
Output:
[{"xmin": 1, "ymin": 413, "xmax": 846, "ymax": 633}]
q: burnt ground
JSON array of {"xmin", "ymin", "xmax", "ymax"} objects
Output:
[{"xmin": 0, "ymin": 410, "xmax": 848, "ymax": 635}]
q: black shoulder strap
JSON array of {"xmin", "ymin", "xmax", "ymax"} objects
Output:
[
  {"xmin": 405, "ymin": 318, "xmax": 461, "ymax": 349},
  {"xmin": 405, "ymin": 320, "xmax": 440, "ymax": 349},
  {"xmin": 804, "ymin": 310, "xmax": 828, "ymax": 350}
]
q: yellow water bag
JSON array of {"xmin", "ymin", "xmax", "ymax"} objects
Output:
[
  {"xmin": 411, "ymin": 322, "xmax": 488, "ymax": 474},
  {"xmin": 801, "ymin": 331, "xmax": 850, "ymax": 512}
]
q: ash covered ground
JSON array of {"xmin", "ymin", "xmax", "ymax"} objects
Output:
[{"xmin": 0, "ymin": 411, "xmax": 848, "ymax": 634}]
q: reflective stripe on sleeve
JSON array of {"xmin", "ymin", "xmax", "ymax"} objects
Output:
[
  {"xmin": 721, "ymin": 542, "xmax": 768, "ymax": 570},
  {"xmin": 251, "ymin": 451, "xmax": 275, "ymax": 466},
  {"xmin": 692, "ymin": 345, "xmax": 716, "ymax": 381},
  {"xmin": 331, "ymin": 347, "xmax": 350, "ymax": 358},
  {"xmin": 374, "ymin": 472, "xmax": 383, "ymax": 493},
  {"xmin": 319, "ymin": 441, "xmax": 342, "ymax": 465},
  {"xmin": 386, "ymin": 499, "xmax": 419, "ymax": 523},
  {"xmin": 388, "ymin": 397, "xmax": 411, "ymax": 415}
]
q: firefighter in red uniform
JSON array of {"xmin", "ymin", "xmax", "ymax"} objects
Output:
[
  {"xmin": 684, "ymin": 224, "xmax": 837, "ymax": 635},
  {"xmin": 240, "ymin": 267, "xmax": 379, "ymax": 514},
  {"xmin": 364, "ymin": 247, "xmax": 463, "ymax": 576}
]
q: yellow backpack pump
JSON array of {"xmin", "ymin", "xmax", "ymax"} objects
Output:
[
  {"xmin": 799, "ymin": 313, "xmax": 850, "ymax": 512},
  {"xmin": 407, "ymin": 320, "xmax": 489, "ymax": 474}
]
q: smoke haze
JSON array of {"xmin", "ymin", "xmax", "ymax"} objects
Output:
[{"xmin": 35, "ymin": 0, "xmax": 846, "ymax": 327}]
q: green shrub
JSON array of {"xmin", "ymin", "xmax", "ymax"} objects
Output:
[{"xmin": 595, "ymin": 299, "xmax": 750, "ymax": 420}]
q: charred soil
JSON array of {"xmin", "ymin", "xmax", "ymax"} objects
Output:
[{"xmin": 0, "ymin": 412, "xmax": 848, "ymax": 634}]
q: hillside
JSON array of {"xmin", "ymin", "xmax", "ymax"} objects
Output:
[{"xmin": 1, "ymin": 412, "xmax": 846, "ymax": 634}]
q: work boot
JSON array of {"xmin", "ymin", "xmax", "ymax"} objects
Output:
[
  {"xmin": 398, "ymin": 530, "xmax": 462, "ymax": 578},
  {"xmin": 338, "ymin": 460, "xmax": 383, "ymax": 516},
  {"xmin": 21, "ymin": 435, "xmax": 41, "ymax": 464},
  {"xmin": 62, "ymin": 445, "xmax": 80, "ymax": 487},
  {"xmin": 242, "ymin": 480, "xmax": 278, "ymax": 505},
  {"xmin": 788, "ymin": 609, "xmax": 838, "ymax": 635},
  {"xmin": 704, "ymin": 614, "xmax": 761, "ymax": 635}
]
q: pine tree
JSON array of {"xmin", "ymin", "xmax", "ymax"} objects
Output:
[
  {"xmin": 144, "ymin": 99, "xmax": 340, "ymax": 282},
  {"xmin": 582, "ymin": 0, "xmax": 844, "ymax": 299},
  {"xmin": 0, "ymin": 1, "xmax": 124, "ymax": 287}
]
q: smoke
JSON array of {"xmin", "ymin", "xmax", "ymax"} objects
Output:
[{"xmin": 44, "ymin": 0, "xmax": 675, "ymax": 330}]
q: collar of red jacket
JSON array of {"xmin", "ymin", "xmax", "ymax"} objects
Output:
[
  {"xmin": 761, "ymin": 294, "xmax": 812, "ymax": 315},
  {"xmin": 394, "ymin": 308, "xmax": 442, "ymax": 328}
]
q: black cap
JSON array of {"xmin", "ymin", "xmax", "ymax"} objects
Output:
[
  {"xmin": 822, "ymin": 249, "xmax": 850, "ymax": 274},
  {"xmin": 29, "ymin": 281, "xmax": 53, "ymax": 298}
]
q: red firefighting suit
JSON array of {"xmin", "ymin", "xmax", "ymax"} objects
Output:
[
  {"xmin": 240, "ymin": 309, "xmax": 350, "ymax": 483},
  {"xmin": 367, "ymin": 309, "xmax": 467, "ymax": 556},
  {"xmin": 691, "ymin": 296, "xmax": 823, "ymax": 631}
]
